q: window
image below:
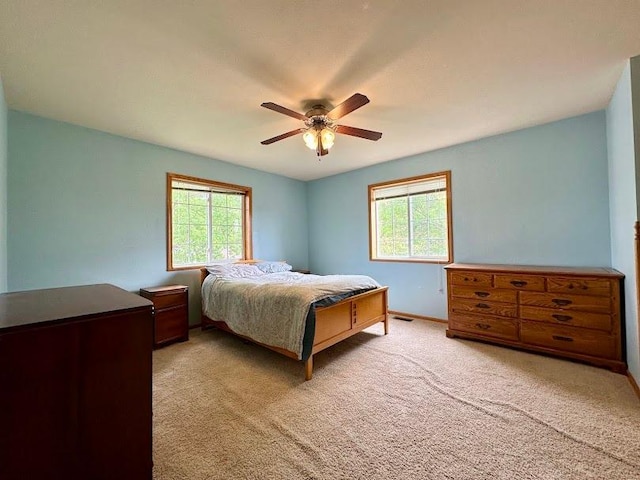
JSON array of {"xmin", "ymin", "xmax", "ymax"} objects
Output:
[
  {"xmin": 167, "ymin": 173, "xmax": 252, "ymax": 270},
  {"xmin": 369, "ymin": 171, "xmax": 452, "ymax": 263}
]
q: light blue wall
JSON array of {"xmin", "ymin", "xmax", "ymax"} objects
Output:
[
  {"xmin": 607, "ymin": 58, "xmax": 640, "ymax": 379},
  {"xmin": 5, "ymin": 98, "xmax": 633, "ymax": 366},
  {"xmin": 308, "ymin": 112, "xmax": 611, "ymax": 319},
  {"xmin": 0, "ymin": 77, "xmax": 7, "ymax": 293},
  {"xmin": 7, "ymin": 111, "xmax": 309, "ymax": 324}
]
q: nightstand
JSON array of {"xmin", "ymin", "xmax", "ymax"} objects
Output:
[{"xmin": 139, "ymin": 285, "xmax": 189, "ymax": 348}]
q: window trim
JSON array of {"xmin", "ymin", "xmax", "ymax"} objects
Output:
[
  {"xmin": 368, "ymin": 170, "xmax": 453, "ymax": 264},
  {"xmin": 166, "ymin": 172, "xmax": 253, "ymax": 271}
]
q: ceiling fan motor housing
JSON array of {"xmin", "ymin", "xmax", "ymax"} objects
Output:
[
  {"xmin": 305, "ymin": 104, "xmax": 329, "ymax": 117},
  {"xmin": 305, "ymin": 114, "xmax": 335, "ymax": 131}
]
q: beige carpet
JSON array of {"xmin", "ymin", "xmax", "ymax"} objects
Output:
[{"xmin": 152, "ymin": 319, "xmax": 640, "ymax": 480}]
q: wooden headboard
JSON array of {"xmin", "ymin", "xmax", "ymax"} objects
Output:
[{"xmin": 200, "ymin": 267, "xmax": 209, "ymax": 285}]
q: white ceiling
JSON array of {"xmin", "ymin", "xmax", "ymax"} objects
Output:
[{"xmin": 1, "ymin": 1, "xmax": 640, "ymax": 181}]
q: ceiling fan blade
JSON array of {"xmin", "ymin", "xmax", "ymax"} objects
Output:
[
  {"xmin": 327, "ymin": 93, "xmax": 370, "ymax": 120},
  {"xmin": 261, "ymin": 128, "xmax": 306, "ymax": 145},
  {"xmin": 335, "ymin": 125, "xmax": 382, "ymax": 141},
  {"xmin": 261, "ymin": 102, "xmax": 308, "ymax": 121}
]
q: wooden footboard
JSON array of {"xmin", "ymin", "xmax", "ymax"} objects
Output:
[
  {"xmin": 308, "ymin": 287, "xmax": 389, "ymax": 379},
  {"xmin": 200, "ymin": 268, "xmax": 388, "ymax": 380}
]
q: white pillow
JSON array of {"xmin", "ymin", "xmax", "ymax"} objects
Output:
[
  {"xmin": 255, "ymin": 261, "xmax": 293, "ymax": 274},
  {"xmin": 205, "ymin": 263, "xmax": 234, "ymax": 275},
  {"xmin": 206, "ymin": 263, "xmax": 265, "ymax": 278}
]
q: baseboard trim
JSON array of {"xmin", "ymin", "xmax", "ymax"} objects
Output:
[
  {"xmin": 628, "ymin": 370, "xmax": 640, "ymax": 401},
  {"xmin": 189, "ymin": 322, "xmax": 203, "ymax": 330},
  {"xmin": 388, "ymin": 310, "xmax": 447, "ymax": 324}
]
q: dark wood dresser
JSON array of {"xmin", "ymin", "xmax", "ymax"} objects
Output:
[
  {"xmin": 140, "ymin": 285, "xmax": 189, "ymax": 348},
  {"xmin": 445, "ymin": 263, "xmax": 625, "ymax": 373},
  {"xmin": 0, "ymin": 284, "xmax": 154, "ymax": 480}
]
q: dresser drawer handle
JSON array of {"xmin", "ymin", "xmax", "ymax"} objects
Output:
[
  {"xmin": 510, "ymin": 280, "xmax": 527, "ymax": 287},
  {"xmin": 474, "ymin": 291, "xmax": 490, "ymax": 298},
  {"xmin": 552, "ymin": 335, "xmax": 574, "ymax": 342},
  {"xmin": 552, "ymin": 298, "xmax": 572, "ymax": 306},
  {"xmin": 463, "ymin": 277, "xmax": 479, "ymax": 282},
  {"xmin": 475, "ymin": 303, "xmax": 490, "ymax": 309},
  {"xmin": 552, "ymin": 314, "xmax": 573, "ymax": 322},
  {"xmin": 475, "ymin": 323, "xmax": 491, "ymax": 330}
]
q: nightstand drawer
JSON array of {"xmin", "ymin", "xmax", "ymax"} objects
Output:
[
  {"xmin": 155, "ymin": 306, "xmax": 188, "ymax": 345},
  {"xmin": 152, "ymin": 291, "xmax": 187, "ymax": 310}
]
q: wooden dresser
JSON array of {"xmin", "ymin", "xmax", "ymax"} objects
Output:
[
  {"xmin": 445, "ymin": 263, "xmax": 625, "ymax": 373},
  {"xmin": 0, "ymin": 284, "xmax": 154, "ymax": 480}
]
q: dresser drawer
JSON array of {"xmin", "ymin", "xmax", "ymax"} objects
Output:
[
  {"xmin": 449, "ymin": 271, "xmax": 493, "ymax": 288},
  {"xmin": 520, "ymin": 321, "xmax": 617, "ymax": 359},
  {"xmin": 519, "ymin": 292, "xmax": 611, "ymax": 313},
  {"xmin": 449, "ymin": 298, "xmax": 518, "ymax": 317},
  {"xmin": 494, "ymin": 274, "xmax": 545, "ymax": 291},
  {"xmin": 520, "ymin": 306, "xmax": 612, "ymax": 331},
  {"xmin": 547, "ymin": 277, "xmax": 611, "ymax": 297},
  {"xmin": 450, "ymin": 285, "xmax": 517, "ymax": 303},
  {"xmin": 155, "ymin": 305, "xmax": 188, "ymax": 345},
  {"xmin": 449, "ymin": 313, "xmax": 519, "ymax": 341}
]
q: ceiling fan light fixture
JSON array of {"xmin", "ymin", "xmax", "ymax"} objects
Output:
[
  {"xmin": 303, "ymin": 126, "xmax": 335, "ymax": 150},
  {"xmin": 302, "ymin": 129, "xmax": 318, "ymax": 150},
  {"xmin": 320, "ymin": 128, "xmax": 335, "ymax": 149}
]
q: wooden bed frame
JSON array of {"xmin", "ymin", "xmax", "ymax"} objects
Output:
[{"xmin": 200, "ymin": 268, "xmax": 389, "ymax": 380}]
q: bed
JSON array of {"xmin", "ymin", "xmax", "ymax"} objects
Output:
[{"xmin": 200, "ymin": 262, "xmax": 389, "ymax": 380}]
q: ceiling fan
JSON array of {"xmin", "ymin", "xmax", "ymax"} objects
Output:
[{"xmin": 260, "ymin": 93, "xmax": 382, "ymax": 157}]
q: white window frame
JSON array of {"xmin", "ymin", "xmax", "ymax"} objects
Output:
[{"xmin": 368, "ymin": 171, "xmax": 453, "ymax": 264}]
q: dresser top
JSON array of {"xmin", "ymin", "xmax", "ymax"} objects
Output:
[
  {"xmin": 445, "ymin": 263, "xmax": 624, "ymax": 278},
  {"xmin": 0, "ymin": 284, "xmax": 153, "ymax": 331}
]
